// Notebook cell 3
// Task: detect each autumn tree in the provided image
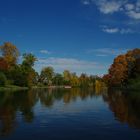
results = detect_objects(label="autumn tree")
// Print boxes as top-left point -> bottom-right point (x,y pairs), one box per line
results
0,42 -> 19,67
70,73 -> 79,87
0,57 -> 8,72
134,58 -> 140,77
109,55 -> 128,86
102,74 -> 112,85
126,49 -> 140,78
9,53 -> 38,87
106,48 -> 140,87
0,42 -> 39,87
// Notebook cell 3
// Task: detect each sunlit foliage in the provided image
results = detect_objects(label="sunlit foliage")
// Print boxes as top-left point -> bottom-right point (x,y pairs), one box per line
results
0,42 -> 19,67
103,48 -> 140,88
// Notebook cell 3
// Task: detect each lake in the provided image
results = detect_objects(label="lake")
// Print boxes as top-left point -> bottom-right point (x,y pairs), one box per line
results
0,88 -> 140,140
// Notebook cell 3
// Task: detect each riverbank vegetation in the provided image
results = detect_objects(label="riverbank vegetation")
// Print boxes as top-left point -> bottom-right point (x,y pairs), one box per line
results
0,42 -> 139,90
0,42 -> 103,89
103,48 -> 140,90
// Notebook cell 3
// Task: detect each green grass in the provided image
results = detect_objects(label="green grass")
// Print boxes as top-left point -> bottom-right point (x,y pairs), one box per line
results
0,85 -> 28,91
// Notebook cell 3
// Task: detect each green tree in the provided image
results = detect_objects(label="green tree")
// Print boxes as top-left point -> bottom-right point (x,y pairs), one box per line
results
52,73 -> 64,85
21,53 -> 37,87
79,73 -> 89,87
40,67 -> 54,85
63,70 -> 71,85
89,75 -> 97,87
22,53 -> 37,67
0,72 -> 7,86
9,65 -> 25,86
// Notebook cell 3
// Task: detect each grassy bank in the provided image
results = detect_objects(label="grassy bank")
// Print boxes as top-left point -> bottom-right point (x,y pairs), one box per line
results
0,85 -> 72,91
0,85 -> 28,91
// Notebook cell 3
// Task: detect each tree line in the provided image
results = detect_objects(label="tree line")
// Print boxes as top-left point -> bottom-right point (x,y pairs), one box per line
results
0,42 -> 139,89
103,48 -> 140,89
0,42 -> 101,88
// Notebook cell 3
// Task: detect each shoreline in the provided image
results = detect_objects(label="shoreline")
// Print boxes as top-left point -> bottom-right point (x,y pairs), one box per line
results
0,85 -> 73,91
0,85 -> 28,91
0,84 -> 139,92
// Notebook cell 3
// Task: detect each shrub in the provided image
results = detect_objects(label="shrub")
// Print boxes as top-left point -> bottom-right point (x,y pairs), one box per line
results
128,76 -> 140,90
0,72 -> 7,86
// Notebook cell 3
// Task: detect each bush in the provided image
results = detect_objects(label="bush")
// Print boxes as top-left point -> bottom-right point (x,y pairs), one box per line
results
128,76 -> 140,90
0,72 -> 7,86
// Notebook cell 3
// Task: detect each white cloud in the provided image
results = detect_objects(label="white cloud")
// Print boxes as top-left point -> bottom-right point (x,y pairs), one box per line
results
87,48 -> 128,56
93,0 -> 125,14
126,10 -> 140,19
102,27 -> 119,33
35,57 -> 104,74
89,0 -> 140,20
136,0 -> 140,10
82,0 -> 90,5
120,28 -> 134,34
102,26 -> 135,34
125,3 -> 135,11
124,1 -> 140,20
40,50 -> 51,54
96,54 -> 108,57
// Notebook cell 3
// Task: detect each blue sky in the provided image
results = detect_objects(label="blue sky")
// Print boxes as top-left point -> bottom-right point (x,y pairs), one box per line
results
0,0 -> 140,75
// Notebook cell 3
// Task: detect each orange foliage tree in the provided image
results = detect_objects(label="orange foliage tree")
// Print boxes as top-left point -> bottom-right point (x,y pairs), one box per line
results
104,48 -> 140,86
0,42 -> 19,67
0,57 -> 9,72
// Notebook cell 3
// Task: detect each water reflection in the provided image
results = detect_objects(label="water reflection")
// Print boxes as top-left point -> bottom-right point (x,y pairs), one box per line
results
0,90 -> 38,136
0,88 -> 140,136
103,89 -> 140,129
37,88 -> 101,106
0,88 -> 99,136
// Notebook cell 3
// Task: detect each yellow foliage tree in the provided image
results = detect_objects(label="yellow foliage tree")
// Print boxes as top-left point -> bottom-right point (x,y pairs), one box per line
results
0,42 -> 19,67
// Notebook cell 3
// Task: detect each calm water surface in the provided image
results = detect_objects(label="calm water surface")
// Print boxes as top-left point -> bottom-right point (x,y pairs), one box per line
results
0,88 -> 140,140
